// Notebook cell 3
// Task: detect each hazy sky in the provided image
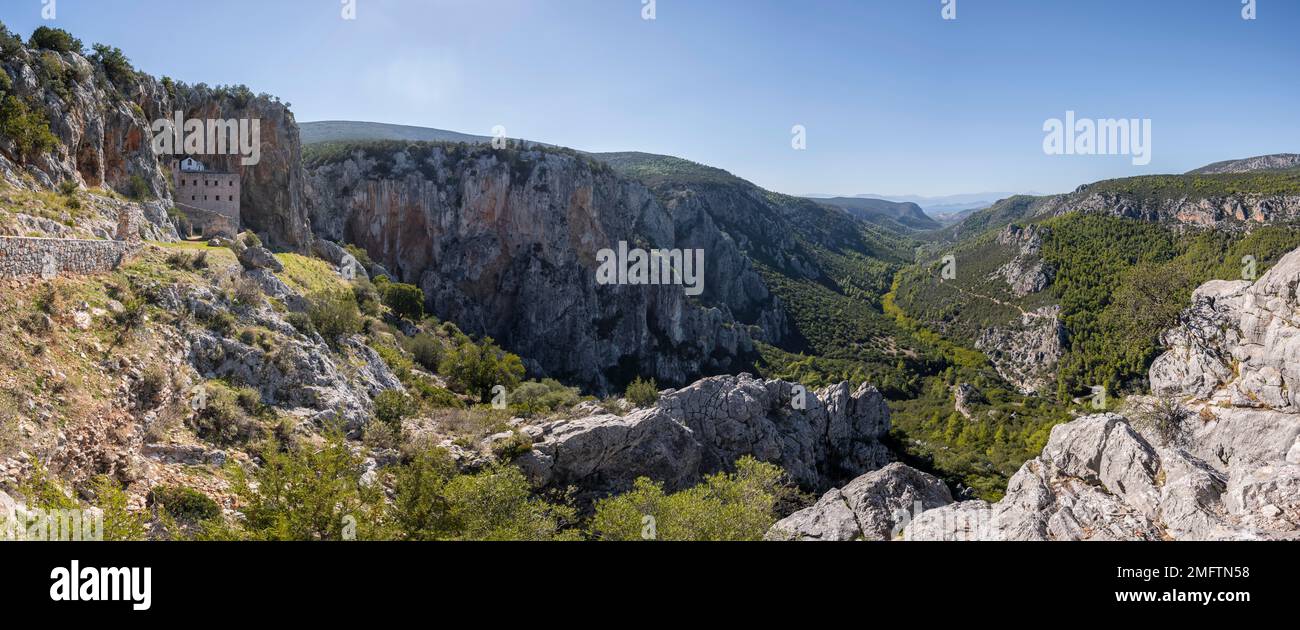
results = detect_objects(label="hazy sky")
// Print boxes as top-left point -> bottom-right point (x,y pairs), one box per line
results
5,0 -> 1298,196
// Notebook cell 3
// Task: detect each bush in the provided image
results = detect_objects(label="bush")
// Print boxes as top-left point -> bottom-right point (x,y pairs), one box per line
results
404,333 -> 443,372
625,377 -> 660,408
382,281 -> 424,320
490,430 -> 533,461
510,379 -> 580,416
232,275 -> 263,306
128,174 -> 151,200
28,26 -> 82,53
204,310 -> 237,336
149,485 -> 220,523
166,250 -> 208,271
373,389 -> 416,431
352,278 -> 382,317
228,431 -> 387,540
438,337 -> 525,402
591,456 -> 785,541
307,289 -> 362,342
392,453 -> 575,541
286,311 -> 315,337
1132,396 -> 1193,448
409,379 -> 464,410
191,382 -> 262,446
90,43 -> 134,86
92,476 -> 148,541
0,95 -> 58,164
135,365 -> 169,408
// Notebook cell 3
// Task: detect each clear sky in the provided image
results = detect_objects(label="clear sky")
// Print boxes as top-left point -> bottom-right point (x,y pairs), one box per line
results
4,0 -> 1298,196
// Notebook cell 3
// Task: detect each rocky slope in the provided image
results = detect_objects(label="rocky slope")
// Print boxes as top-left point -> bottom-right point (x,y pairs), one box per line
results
0,34 -> 309,248
1189,153 -> 1300,175
765,462 -> 952,541
303,143 -> 775,393
514,373 -> 892,500
905,246 -> 1300,540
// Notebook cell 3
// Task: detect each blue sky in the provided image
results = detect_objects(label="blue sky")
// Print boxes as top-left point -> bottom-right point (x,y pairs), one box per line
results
5,0 -> 1298,196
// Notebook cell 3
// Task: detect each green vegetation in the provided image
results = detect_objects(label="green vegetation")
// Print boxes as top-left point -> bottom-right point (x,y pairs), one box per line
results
379,279 -> 424,321
219,431 -> 387,541
0,94 -> 58,164
438,336 -> 525,403
590,456 -> 786,541
307,289 -> 363,342
624,376 -> 659,407
28,26 -> 82,53
148,485 -> 221,523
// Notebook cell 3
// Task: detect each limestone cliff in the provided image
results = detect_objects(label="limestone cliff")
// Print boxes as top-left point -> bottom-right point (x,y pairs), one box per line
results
303,143 -> 783,392
0,36 -> 309,249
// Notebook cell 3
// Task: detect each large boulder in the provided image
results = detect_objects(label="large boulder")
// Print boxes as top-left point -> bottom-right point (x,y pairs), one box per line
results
766,463 -> 953,541
515,374 -> 892,501
237,246 -> 284,272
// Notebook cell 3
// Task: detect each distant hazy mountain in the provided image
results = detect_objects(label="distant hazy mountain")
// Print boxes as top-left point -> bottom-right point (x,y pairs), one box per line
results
300,120 -> 495,145
805,192 -> 1023,223
1187,153 -> 1300,175
809,196 -> 941,233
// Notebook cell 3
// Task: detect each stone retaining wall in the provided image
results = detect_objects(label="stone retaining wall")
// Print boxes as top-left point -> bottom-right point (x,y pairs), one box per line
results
0,237 -> 141,278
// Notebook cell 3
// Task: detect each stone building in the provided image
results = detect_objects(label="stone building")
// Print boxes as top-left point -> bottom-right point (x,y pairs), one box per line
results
173,157 -> 240,238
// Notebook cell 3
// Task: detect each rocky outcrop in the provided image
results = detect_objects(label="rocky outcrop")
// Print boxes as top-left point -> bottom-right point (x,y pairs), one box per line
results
514,374 -> 892,500
910,248 -> 1300,541
765,463 -> 952,541
0,38 -> 309,249
992,224 -> 1053,297
303,144 -> 783,392
975,305 -> 1065,395
182,283 -> 402,431
906,413 -> 1300,540
1188,154 -> 1300,175
1036,189 -> 1300,230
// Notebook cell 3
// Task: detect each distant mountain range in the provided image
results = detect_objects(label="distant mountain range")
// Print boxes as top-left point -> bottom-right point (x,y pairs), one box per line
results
803,192 -> 1026,222
807,197 -> 941,233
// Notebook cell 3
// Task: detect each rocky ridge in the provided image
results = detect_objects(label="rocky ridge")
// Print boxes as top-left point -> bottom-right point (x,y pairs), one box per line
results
514,373 -> 892,501
907,245 -> 1300,540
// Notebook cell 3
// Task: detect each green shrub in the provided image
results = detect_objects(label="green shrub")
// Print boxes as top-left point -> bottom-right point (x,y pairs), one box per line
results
0,95 -> 57,163
490,430 -> 533,461
307,289 -> 362,342
128,174 -> 151,200
191,382 -> 261,446
204,310 -> 237,336
510,379 -> 580,416
403,333 -> 443,372
591,456 -> 785,541
373,389 -> 416,431
625,377 -> 659,408
228,431 -> 387,541
286,311 -> 315,337
409,379 -> 464,410
391,453 -> 575,541
352,278 -> 382,317
438,337 -> 525,402
382,282 -> 424,320
92,476 -> 148,541
90,43 -> 134,86
149,485 -> 221,522
28,26 -> 82,53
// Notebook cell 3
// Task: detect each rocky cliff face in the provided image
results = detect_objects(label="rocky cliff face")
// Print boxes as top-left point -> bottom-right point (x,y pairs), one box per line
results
514,374 -> 892,501
975,305 -> 1065,396
0,39 -> 309,249
303,144 -> 786,392
1036,188 -> 1300,230
908,247 -> 1300,540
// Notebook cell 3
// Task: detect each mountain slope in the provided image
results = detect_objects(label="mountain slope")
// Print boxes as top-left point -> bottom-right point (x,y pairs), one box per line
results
808,196 -> 941,233
1188,153 -> 1300,175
